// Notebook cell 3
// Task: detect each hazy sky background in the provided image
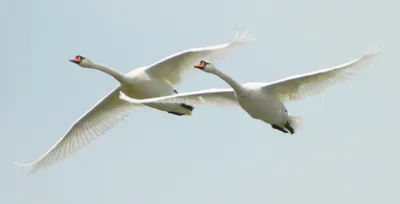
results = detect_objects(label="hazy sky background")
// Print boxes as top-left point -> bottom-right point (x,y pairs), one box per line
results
2,0 -> 399,203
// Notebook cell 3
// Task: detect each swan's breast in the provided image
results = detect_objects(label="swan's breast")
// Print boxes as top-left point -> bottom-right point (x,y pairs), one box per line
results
237,91 -> 286,124
122,75 -> 175,99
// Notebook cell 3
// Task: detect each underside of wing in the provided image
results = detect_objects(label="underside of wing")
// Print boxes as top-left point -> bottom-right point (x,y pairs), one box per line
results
15,86 -> 140,173
144,28 -> 255,87
119,88 -> 238,107
262,48 -> 380,102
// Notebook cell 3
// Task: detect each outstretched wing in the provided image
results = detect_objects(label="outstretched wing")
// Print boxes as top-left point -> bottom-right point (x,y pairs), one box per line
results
119,88 -> 238,107
260,48 -> 380,102
144,29 -> 255,87
15,86 -> 141,174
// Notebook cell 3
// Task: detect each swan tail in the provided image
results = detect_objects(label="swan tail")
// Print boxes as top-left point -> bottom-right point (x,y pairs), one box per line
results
288,115 -> 304,133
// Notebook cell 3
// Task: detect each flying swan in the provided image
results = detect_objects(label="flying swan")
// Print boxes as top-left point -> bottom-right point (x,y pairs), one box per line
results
15,29 -> 255,174
119,48 -> 380,134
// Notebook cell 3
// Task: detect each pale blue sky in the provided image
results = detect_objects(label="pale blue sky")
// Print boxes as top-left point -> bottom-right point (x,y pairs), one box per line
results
2,0 -> 400,203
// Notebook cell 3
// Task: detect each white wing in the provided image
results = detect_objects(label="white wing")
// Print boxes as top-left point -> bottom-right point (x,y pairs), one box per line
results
144,29 -> 255,87
119,88 -> 238,107
261,49 -> 380,102
15,86 -> 140,174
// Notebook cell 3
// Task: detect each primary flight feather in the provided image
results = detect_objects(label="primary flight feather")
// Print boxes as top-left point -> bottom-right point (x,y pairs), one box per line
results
119,48 -> 380,134
15,29 -> 255,174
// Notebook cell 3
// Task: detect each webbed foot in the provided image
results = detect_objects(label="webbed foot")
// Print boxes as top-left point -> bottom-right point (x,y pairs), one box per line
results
271,124 -> 289,134
284,121 -> 295,135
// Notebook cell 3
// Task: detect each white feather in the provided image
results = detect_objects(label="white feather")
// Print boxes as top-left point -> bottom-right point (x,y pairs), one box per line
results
15,29 -> 254,174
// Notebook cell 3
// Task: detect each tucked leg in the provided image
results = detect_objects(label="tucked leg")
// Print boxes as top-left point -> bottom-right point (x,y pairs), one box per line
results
180,103 -> 194,111
271,124 -> 289,134
284,121 -> 295,135
173,89 -> 195,112
167,111 -> 185,116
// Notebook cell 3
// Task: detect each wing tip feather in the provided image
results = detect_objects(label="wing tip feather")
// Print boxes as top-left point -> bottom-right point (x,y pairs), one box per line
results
366,45 -> 381,57
14,161 -> 36,174
233,26 -> 256,43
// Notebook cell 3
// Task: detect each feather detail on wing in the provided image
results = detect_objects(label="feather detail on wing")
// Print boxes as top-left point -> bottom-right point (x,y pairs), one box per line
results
144,28 -> 255,87
119,88 -> 238,107
14,86 -> 140,174
261,48 -> 380,102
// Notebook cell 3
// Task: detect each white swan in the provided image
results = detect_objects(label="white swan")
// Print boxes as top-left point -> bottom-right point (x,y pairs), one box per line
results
119,49 -> 380,134
15,29 -> 255,173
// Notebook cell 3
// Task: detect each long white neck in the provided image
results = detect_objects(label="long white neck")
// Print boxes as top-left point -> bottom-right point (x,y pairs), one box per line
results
89,63 -> 127,84
211,69 -> 245,93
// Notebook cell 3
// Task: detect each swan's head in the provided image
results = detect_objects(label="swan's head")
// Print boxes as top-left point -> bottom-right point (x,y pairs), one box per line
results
69,55 -> 93,68
193,60 -> 215,73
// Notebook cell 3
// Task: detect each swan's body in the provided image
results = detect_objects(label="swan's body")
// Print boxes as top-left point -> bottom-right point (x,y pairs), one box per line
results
15,30 -> 255,173
119,49 -> 380,134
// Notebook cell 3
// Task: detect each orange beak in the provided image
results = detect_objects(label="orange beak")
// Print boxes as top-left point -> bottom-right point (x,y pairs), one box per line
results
69,56 -> 82,64
194,61 -> 205,69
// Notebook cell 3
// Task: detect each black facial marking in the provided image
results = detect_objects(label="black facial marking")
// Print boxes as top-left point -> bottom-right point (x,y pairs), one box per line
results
201,60 -> 209,65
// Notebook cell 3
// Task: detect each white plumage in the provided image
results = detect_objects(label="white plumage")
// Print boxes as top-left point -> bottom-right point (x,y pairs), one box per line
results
120,48 -> 380,134
15,29 -> 255,174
